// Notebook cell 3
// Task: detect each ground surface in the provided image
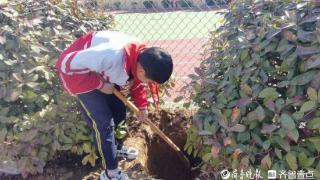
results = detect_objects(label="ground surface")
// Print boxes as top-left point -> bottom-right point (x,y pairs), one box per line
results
114,10 -> 223,41
1,110 -> 200,180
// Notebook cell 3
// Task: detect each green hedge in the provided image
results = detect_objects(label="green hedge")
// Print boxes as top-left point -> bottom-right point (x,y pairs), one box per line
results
185,0 -> 320,178
0,0 -> 113,177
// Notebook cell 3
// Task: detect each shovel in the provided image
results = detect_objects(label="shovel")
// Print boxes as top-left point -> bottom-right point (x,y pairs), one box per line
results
112,87 -> 190,168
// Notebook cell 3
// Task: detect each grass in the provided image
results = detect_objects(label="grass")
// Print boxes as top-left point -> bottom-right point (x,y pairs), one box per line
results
114,10 -> 224,41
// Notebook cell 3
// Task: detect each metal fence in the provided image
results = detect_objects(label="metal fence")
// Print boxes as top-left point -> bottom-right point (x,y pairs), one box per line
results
77,0 -> 229,105
2,0 -> 230,106
4,0 -> 229,104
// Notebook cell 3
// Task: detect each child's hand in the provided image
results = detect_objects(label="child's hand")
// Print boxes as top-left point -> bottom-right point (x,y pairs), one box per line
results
137,109 -> 148,122
99,83 -> 114,94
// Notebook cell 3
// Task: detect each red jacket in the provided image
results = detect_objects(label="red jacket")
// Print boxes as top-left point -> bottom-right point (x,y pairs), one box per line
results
55,31 -> 158,110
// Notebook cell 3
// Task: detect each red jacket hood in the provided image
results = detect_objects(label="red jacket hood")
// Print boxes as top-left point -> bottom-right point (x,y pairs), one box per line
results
124,43 -> 160,109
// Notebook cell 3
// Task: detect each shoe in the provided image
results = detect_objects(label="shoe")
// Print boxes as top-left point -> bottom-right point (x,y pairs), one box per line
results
100,170 -> 129,180
117,146 -> 139,160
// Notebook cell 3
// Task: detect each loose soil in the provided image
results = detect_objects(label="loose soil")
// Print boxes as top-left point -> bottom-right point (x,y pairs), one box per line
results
1,110 -> 200,180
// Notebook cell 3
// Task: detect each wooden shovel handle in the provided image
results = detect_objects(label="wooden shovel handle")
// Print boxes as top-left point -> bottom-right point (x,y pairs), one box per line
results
112,87 -> 140,114
112,87 -> 190,168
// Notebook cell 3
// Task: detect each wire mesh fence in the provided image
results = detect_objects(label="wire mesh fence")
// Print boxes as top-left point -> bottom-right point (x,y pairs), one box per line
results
77,0 -> 230,105
3,0 -> 230,105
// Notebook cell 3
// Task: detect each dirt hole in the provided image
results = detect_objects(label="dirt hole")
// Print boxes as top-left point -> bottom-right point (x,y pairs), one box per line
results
146,136 -> 193,180
124,110 -> 200,180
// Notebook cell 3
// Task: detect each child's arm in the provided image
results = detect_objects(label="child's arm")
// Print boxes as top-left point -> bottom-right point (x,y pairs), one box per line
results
99,83 -> 114,94
130,80 -> 148,111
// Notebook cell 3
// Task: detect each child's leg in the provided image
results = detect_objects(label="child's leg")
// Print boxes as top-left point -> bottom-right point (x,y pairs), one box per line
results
107,95 -> 126,127
77,90 -> 117,170
77,102 -> 99,147
105,92 -> 126,150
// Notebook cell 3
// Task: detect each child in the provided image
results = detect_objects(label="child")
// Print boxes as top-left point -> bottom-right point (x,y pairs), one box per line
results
55,31 -> 173,180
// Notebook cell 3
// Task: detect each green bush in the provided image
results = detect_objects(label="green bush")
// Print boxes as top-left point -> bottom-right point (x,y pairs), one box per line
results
143,1 -> 155,9
185,0 -> 320,178
0,0 -> 113,177
161,0 -> 172,9
178,0 -> 193,8
114,2 -> 121,10
205,0 -> 228,6
131,2 -> 138,9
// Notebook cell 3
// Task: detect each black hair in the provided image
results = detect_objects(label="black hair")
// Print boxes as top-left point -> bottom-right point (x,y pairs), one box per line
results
138,47 -> 173,84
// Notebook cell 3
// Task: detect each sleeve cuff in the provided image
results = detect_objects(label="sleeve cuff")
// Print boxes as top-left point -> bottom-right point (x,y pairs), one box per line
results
138,106 -> 147,111
96,80 -> 104,89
